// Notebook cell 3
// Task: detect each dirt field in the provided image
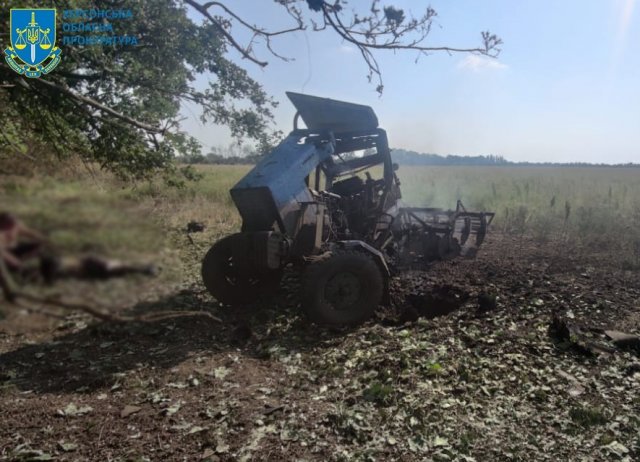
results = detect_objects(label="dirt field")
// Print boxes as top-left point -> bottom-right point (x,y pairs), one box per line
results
1,166 -> 638,461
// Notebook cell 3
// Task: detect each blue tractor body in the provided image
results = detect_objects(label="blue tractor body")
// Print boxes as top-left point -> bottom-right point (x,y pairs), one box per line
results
231,133 -> 333,236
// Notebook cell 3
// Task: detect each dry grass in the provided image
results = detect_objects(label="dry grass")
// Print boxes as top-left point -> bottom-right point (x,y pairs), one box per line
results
398,166 -> 640,266
1,164 -> 638,269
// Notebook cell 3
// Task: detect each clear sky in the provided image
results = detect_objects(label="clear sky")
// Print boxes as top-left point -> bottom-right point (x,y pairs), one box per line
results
181,0 -> 640,164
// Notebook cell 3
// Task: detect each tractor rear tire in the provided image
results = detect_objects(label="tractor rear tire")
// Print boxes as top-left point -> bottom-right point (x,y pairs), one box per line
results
301,251 -> 384,326
202,236 -> 282,305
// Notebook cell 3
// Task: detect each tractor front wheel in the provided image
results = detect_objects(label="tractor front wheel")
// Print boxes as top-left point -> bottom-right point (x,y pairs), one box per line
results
301,251 -> 384,326
201,236 -> 282,305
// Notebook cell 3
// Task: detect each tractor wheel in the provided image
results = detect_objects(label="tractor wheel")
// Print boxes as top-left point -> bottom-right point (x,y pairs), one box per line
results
201,236 -> 282,305
301,251 -> 384,326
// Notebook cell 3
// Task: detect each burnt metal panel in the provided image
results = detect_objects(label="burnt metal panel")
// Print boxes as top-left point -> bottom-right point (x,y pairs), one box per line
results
286,92 -> 378,133
230,133 -> 334,235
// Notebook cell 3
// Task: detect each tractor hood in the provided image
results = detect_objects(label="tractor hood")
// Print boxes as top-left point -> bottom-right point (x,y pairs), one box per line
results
286,92 -> 379,133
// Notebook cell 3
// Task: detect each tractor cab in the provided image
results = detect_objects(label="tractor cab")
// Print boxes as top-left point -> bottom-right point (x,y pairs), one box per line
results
287,92 -> 401,245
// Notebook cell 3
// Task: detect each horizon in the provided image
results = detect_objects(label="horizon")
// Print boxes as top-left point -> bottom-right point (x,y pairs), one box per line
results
188,145 -> 640,167
389,149 -> 640,166
180,1 -> 640,165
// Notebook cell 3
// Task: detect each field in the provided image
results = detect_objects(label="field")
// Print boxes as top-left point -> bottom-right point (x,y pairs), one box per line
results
1,165 -> 639,461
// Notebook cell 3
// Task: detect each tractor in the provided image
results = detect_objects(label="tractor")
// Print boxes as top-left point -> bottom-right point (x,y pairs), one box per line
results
202,92 -> 494,326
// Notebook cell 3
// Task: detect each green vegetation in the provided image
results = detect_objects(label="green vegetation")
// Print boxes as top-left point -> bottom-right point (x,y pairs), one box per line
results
569,406 -> 608,428
0,1 -> 498,179
3,165 -> 638,268
0,0 -> 279,179
0,164 -> 249,256
392,149 -> 639,167
398,166 -> 640,264
362,381 -> 394,405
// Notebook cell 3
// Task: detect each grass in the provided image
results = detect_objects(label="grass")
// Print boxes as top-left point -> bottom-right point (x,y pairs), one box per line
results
399,166 -> 639,234
569,405 -> 608,428
362,381 -> 394,405
398,166 -> 640,265
1,164 -> 638,270
1,174 -> 162,258
0,165 -> 250,257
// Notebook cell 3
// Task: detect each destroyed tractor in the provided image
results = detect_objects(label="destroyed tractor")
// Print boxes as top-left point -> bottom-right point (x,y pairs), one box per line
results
202,93 -> 494,326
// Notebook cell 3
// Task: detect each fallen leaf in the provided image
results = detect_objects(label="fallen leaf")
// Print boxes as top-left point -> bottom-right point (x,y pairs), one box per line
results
121,405 -> 142,418
201,448 -> 215,459
188,425 -> 207,434
162,401 -> 182,416
602,441 -> 629,457
213,367 -> 230,379
57,403 -> 93,417
433,436 -> 449,447
215,443 -> 229,454
57,441 -> 78,452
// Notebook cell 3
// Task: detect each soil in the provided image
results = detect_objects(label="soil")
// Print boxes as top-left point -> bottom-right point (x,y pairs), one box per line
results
1,233 -> 638,461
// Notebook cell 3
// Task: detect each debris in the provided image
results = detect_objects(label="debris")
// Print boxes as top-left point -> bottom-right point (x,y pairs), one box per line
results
263,405 -> 285,416
601,441 -> 629,458
187,221 -> 206,233
57,403 -> 93,417
548,313 -> 614,356
201,448 -> 218,460
120,405 -> 142,418
215,443 -> 229,454
162,401 -> 182,416
57,441 -> 78,452
13,291 -> 222,324
557,370 -> 585,396
10,446 -> 54,461
212,367 -> 230,379
604,330 -> 640,351
433,436 -> 450,447
477,291 -> 498,313
406,285 -> 470,319
188,425 -> 207,434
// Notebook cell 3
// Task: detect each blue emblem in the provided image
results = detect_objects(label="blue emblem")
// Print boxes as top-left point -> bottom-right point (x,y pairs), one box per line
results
4,9 -> 62,78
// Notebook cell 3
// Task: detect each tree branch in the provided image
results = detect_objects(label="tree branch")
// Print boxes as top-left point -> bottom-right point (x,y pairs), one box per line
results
184,0 -> 269,67
185,1 -> 501,95
34,78 -> 163,133
318,1 -> 501,94
184,0 -> 306,66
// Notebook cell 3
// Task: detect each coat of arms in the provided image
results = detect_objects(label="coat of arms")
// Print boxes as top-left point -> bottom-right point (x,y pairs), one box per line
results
4,9 -> 62,78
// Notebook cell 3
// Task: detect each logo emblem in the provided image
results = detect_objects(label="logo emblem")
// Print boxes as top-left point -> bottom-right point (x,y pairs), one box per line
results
4,9 -> 62,78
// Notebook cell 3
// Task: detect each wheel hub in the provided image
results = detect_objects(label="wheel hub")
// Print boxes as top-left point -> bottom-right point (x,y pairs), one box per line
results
324,271 -> 361,310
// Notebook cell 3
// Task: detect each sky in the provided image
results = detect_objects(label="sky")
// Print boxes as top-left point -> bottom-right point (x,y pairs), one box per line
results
180,0 -> 640,164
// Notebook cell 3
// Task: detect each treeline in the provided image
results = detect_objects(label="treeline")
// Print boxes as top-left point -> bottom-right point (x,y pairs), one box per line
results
181,144 -> 261,165
392,150 -> 508,166
182,152 -> 261,165
391,149 -> 640,167
180,145 -> 639,167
